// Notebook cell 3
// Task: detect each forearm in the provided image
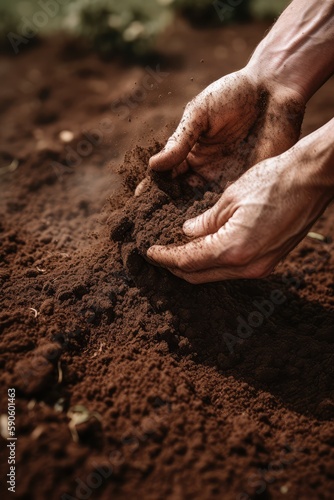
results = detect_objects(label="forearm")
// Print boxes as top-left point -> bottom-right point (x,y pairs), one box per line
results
247,0 -> 334,102
297,118 -> 334,193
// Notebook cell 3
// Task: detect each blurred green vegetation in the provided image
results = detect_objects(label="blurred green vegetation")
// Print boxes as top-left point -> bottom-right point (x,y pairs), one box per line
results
174,0 -> 251,26
0,0 -> 289,55
61,0 -> 173,57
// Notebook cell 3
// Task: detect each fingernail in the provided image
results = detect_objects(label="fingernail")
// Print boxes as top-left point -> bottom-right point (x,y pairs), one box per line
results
183,220 -> 195,235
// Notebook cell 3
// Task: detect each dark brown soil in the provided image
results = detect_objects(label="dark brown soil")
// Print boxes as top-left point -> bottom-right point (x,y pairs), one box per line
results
1,19 -> 334,500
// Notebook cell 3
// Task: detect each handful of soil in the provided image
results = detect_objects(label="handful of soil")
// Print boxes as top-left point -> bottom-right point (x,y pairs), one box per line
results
108,144 -> 220,272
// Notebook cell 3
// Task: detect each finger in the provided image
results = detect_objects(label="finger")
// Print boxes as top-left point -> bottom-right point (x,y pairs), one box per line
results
168,254 -> 274,283
168,265 -> 247,284
173,226 -> 305,284
183,192 -> 234,238
171,159 -> 189,178
147,232 -> 223,272
149,99 -> 205,172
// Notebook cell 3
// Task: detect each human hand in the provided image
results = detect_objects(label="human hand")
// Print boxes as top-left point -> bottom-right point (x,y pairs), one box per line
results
149,68 -> 305,188
147,130 -> 334,283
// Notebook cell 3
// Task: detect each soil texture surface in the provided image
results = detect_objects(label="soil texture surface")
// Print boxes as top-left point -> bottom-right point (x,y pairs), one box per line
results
1,20 -> 334,500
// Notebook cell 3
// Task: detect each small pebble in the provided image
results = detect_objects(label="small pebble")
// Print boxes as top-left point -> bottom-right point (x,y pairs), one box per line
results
59,130 -> 74,143
135,178 -> 150,197
307,231 -> 327,242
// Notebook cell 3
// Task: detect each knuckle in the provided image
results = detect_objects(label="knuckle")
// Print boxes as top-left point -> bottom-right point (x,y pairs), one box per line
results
200,212 -> 213,232
184,100 -> 193,111
183,100 -> 195,117
223,182 -> 238,198
222,185 -> 234,200
167,133 -> 178,145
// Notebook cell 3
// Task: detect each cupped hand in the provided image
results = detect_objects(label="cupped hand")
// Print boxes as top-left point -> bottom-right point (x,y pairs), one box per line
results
149,68 -> 305,188
147,140 -> 333,283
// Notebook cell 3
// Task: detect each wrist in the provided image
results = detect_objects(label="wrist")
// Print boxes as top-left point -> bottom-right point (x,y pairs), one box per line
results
245,56 -> 307,107
244,61 -> 306,108
295,119 -> 334,196
242,64 -> 306,136
245,0 -> 334,104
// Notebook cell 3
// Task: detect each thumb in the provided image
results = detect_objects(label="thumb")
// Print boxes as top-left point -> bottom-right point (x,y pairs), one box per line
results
183,194 -> 234,238
149,99 -> 204,172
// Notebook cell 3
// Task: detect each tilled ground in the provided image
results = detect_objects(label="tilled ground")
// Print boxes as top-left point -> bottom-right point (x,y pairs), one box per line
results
1,20 -> 334,500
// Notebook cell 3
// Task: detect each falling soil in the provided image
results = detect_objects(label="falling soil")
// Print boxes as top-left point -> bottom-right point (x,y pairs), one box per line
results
1,20 -> 334,500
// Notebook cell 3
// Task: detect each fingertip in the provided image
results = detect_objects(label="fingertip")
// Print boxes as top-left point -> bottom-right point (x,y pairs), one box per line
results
183,215 -> 208,238
147,245 -> 162,259
148,154 -> 161,171
146,245 -> 155,257
143,247 -> 159,268
183,219 -> 195,236
149,135 -> 175,171
149,151 -> 175,172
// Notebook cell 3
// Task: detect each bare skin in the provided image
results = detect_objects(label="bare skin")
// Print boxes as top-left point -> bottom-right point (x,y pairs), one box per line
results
148,120 -> 334,283
149,70 -> 305,188
147,0 -> 334,283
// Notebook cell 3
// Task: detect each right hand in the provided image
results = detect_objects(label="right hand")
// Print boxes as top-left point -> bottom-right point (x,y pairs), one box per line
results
148,135 -> 334,283
149,68 -> 305,189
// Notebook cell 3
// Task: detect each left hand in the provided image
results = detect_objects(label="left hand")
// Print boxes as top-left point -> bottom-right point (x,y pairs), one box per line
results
148,69 -> 305,188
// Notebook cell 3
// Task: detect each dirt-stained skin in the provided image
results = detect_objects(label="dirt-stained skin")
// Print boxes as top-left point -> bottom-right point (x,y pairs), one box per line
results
149,71 -> 305,189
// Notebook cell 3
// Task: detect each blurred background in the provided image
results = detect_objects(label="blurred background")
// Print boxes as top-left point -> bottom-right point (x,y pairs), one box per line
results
0,0 -> 289,57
